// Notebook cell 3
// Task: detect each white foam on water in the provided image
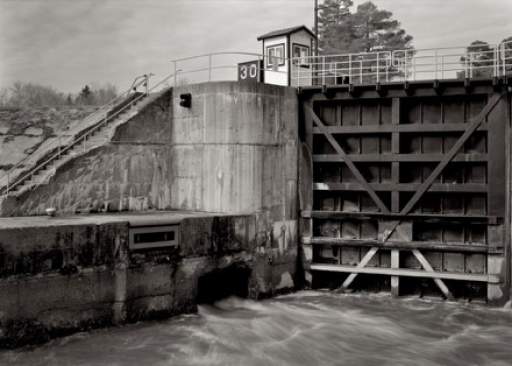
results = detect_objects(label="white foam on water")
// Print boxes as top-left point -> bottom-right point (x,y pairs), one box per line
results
3,291 -> 512,366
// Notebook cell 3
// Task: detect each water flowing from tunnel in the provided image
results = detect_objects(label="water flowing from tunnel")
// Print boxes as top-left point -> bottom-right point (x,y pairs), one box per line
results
3,291 -> 512,366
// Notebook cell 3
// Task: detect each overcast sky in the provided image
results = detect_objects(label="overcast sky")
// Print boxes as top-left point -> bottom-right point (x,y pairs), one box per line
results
1,0 -> 511,93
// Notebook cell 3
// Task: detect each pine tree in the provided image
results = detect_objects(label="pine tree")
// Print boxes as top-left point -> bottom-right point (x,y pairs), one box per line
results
318,0 -> 353,54
78,85 -> 94,105
317,1 -> 414,83
318,1 -> 413,55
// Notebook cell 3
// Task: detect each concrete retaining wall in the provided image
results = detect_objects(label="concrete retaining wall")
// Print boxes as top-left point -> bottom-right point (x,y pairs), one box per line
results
0,212 -> 297,348
2,82 -> 298,222
0,81 -> 301,347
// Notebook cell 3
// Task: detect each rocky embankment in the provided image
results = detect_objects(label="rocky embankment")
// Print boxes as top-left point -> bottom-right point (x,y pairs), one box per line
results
0,106 -> 97,176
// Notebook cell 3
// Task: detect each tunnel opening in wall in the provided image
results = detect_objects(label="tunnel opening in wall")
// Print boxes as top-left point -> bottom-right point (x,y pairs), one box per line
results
196,263 -> 252,304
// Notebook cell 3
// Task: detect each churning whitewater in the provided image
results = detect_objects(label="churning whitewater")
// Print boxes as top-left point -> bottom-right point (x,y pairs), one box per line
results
3,291 -> 512,366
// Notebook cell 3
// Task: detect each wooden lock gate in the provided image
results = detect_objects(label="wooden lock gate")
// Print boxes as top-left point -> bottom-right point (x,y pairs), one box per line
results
299,79 -> 512,303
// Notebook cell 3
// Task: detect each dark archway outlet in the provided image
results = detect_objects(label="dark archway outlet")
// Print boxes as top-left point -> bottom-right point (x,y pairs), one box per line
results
196,264 -> 251,304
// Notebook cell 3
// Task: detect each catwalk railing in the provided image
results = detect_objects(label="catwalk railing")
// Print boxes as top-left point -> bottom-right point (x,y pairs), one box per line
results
167,42 -> 511,87
293,40 -> 512,86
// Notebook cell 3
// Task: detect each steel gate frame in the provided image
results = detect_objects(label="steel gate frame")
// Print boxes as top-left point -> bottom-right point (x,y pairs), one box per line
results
300,80 -> 511,302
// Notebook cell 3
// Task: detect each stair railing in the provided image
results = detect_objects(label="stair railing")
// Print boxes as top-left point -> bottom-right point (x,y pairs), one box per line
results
0,74 -> 153,195
1,71 -> 182,196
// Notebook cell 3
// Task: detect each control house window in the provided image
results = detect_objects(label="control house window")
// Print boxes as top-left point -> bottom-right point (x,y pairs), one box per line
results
293,44 -> 310,67
266,44 -> 285,68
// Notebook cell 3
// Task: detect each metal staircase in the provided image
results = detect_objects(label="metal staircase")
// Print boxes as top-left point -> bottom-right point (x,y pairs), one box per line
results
0,72 -> 174,197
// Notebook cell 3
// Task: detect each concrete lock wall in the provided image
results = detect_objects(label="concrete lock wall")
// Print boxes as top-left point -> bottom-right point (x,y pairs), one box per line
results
0,81 -> 301,347
2,81 -> 298,221
0,212 -> 298,348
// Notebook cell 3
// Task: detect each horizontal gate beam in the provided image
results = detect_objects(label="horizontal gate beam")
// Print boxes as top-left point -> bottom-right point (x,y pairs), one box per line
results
312,123 -> 489,134
307,106 -> 390,214
310,264 -> 500,283
313,182 -> 487,193
313,153 -> 488,163
302,210 -> 497,223
303,237 -> 500,253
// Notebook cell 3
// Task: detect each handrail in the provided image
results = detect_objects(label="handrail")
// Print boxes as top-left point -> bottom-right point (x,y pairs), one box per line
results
0,73 -> 156,195
171,51 -> 291,85
171,51 -> 263,63
293,40 -> 512,86
0,74 -> 151,191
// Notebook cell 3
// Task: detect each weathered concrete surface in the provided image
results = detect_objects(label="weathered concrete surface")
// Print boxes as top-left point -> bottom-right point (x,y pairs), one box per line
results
1,82 -> 298,221
0,82 -> 301,347
0,211 -> 298,348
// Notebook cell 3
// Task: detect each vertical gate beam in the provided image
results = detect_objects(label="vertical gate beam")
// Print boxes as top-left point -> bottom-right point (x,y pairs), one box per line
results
391,98 -> 400,213
341,247 -> 379,289
307,106 -> 390,214
382,92 -> 505,242
412,249 -> 454,300
391,249 -> 400,296
302,101 -> 315,287
487,96 -> 507,250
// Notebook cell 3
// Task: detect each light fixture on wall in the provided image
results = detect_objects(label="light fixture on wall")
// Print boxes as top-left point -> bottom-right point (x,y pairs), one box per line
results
179,93 -> 192,108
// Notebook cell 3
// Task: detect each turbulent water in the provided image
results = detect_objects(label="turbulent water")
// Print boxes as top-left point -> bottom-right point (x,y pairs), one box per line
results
3,291 -> 512,366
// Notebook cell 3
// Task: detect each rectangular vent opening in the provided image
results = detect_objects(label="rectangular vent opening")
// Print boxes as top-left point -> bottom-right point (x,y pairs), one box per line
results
129,225 -> 179,250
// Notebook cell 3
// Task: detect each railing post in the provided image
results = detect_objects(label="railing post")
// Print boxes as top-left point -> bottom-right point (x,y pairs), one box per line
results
469,52 -> 473,78
322,56 -> 326,85
500,43 -> 506,76
434,49 -> 438,80
333,61 -> 337,85
412,56 -> 416,81
376,53 -> 380,83
442,55 -> 445,79
348,54 -> 352,82
403,51 -> 408,82
359,59 -> 363,84
295,57 -> 300,87
494,46 -> 498,78
208,54 -> 212,81
385,53 -> 390,82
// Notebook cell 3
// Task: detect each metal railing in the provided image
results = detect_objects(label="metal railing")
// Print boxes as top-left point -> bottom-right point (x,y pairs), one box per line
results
170,51 -> 288,85
0,73 -> 174,196
293,40 -> 512,86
